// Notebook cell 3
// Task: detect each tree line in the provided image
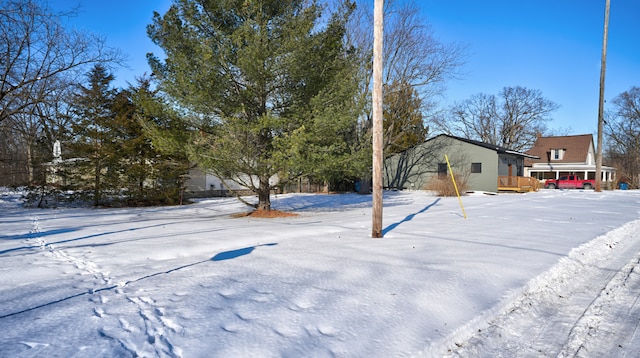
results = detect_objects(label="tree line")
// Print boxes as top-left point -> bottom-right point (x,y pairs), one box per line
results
1,0 -> 637,209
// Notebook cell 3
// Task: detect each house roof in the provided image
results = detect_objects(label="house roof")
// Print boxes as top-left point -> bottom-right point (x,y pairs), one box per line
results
525,134 -> 593,164
434,134 -> 539,159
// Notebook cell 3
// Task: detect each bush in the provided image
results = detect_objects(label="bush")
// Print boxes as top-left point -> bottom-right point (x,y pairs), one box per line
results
22,186 -> 92,208
425,173 -> 469,197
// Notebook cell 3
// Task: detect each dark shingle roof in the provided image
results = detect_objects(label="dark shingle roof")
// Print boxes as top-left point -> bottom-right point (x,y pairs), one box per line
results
525,134 -> 593,164
438,134 -> 539,159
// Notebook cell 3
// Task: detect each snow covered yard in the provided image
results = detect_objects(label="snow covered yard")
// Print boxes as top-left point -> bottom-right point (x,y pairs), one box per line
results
1,188 -> 639,357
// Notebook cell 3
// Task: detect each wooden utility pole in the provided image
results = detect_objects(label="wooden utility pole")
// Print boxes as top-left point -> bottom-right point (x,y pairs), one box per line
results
372,0 -> 384,238
596,0 -> 610,192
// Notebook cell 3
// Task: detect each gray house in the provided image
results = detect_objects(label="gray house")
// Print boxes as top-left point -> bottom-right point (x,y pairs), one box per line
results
384,134 -> 539,193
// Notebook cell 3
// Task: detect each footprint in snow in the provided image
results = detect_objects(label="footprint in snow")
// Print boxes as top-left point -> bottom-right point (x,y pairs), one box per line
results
20,341 -> 49,349
218,288 -> 236,299
289,298 -> 314,311
305,324 -> 340,337
94,307 -> 105,318
221,322 -> 242,333
118,318 -> 135,333
160,316 -> 184,334
273,324 -> 301,338
317,324 -> 340,337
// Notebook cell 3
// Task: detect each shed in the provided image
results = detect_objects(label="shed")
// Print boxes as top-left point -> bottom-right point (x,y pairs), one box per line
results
384,134 -> 538,193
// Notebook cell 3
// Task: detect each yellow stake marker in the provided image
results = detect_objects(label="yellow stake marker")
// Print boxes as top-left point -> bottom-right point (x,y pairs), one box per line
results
445,154 -> 467,219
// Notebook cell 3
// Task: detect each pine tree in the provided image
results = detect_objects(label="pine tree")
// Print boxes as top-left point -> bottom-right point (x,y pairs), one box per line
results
147,0 -> 362,210
131,77 -> 191,205
68,68 -> 190,206
69,64 -> 117,206
383,80 -> 428,155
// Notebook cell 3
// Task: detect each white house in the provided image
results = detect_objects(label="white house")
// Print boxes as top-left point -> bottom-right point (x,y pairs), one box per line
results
524,134 -> 615,184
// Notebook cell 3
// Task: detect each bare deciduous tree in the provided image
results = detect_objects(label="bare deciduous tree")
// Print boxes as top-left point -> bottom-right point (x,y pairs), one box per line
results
0,118 -> 29,185
347,0 -> 467,152
0,0 -> 121,124
605,86 -> 640,188
448,93 -> 498,146
0,0 -> 122,186
440,86 -> 559,152
381,1 -> 465,106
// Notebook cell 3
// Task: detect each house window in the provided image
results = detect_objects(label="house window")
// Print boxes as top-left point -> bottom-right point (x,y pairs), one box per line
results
552,149 -> 564,160
471,162 -> 482,173
438,163 -> 448,179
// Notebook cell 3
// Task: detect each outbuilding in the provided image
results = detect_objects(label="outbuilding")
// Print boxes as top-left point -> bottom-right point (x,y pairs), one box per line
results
384,134 -> 539,193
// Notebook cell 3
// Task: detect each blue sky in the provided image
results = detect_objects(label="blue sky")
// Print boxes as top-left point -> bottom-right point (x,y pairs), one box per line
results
48,0 -> 173,85
419,0 -> 640,135
49,0 -> 639,136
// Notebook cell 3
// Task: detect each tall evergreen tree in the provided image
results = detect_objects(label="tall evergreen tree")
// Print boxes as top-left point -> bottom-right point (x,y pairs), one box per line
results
69,64 -> 117,206
383,80 -> 427,155
147,0 -> 362,211
67,68 -> 190,206
130,77 -> 191,205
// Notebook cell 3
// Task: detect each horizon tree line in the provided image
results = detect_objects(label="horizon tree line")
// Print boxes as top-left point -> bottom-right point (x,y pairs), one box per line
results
1,0 -> 636,208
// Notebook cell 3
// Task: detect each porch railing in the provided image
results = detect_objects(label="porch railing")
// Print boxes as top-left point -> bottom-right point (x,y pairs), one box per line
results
497,176 -> 539,192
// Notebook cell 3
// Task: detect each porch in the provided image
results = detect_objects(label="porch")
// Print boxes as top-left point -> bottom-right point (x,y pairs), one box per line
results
526,164 -> 616,183
498,176 -> 539,193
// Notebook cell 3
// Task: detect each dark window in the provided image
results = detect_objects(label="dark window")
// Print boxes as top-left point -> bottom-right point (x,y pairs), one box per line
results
471,162 -> 482,173
438,163 -> 448,178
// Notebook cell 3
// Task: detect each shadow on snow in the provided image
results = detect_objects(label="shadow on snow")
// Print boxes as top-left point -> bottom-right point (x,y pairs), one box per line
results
0,243 -> 278,319
383,198 -> 441,236
212,243 -> 278,261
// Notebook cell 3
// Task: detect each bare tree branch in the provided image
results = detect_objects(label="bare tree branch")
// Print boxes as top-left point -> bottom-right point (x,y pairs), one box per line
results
605,86 -> 640,188
0,0 -> 123,123
440,86 -> 559,151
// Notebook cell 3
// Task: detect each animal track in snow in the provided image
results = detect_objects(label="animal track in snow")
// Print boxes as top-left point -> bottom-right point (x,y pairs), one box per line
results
25,216 -> 113,287
20,341 -> 49,349
218,288 -> 236,299
305,324 -> 340,337
130,295 -> 184,355
96,292 -> 184,357
23,215 -> 185,356
94,307 -> 105,318
317,324 -> 340,337
273,324 -> 301,338
118,317 -> 135,333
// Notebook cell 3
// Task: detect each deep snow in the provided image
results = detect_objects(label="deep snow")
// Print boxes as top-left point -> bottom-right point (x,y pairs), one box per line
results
1,188 -> 639,357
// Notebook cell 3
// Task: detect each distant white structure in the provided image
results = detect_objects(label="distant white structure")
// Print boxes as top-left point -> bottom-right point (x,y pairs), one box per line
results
53,140 -> 62,164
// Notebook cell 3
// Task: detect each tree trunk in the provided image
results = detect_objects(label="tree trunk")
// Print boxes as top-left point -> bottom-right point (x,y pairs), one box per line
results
94,159 -> 101,207
26,142 -> 34,184
256,175 -> 271,211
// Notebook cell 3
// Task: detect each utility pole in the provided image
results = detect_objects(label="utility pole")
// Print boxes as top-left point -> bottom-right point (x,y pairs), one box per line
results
596,0 -> 610,192
372,0 -> 384,238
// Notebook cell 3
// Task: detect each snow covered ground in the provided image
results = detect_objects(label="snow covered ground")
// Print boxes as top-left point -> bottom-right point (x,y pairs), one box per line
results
1,188 -> 639,357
